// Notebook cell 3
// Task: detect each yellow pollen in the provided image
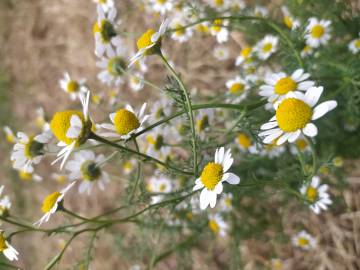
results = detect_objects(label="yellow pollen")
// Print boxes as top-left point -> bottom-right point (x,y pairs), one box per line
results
284,16 -> 293,29
306,186 -> 318,202
66,81 -> 80,93
19,171 -> 32,181
262,42 -> 273,53
200,163 -> 223,190
229,83 -> 245,94
211,19 -> 222,32
209,220 -> 220,234
113,109 -> 140,135
240,47 -> 252,58
276,98 -> 312,132
41,191 -> 61,213
298,237 -> 309,247
311,25 -> 325,38
354,39 -> 360,48
295,139 -> 308,151
0,233 -> 7,252
237,133 -> 251,149
137,29 -> 156,50
50,111 -> 84,145
214,0 -> 224,6
274,77 -> 297,95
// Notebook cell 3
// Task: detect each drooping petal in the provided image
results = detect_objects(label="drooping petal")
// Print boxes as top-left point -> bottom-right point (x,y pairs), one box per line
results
303,123 -> 318,137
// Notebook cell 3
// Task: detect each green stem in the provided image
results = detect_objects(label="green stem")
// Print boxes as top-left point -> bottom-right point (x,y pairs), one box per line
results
129,138 -> 141,203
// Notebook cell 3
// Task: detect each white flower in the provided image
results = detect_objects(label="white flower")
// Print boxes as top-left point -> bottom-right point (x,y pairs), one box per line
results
147,174 -> 172,204
235,47 -> 253,66
218,193 -> 233,212
305,18 -> 331,48
260,69 -> 315,103
150,98 -> 172,121
99,103 -> 149,140
213,46 -> 229,61
300,176 -> 332,214
226,76 -> 250,102
128,73 -> 145,92
145,127 -> 171,160
18,170 -> 43,182
93,6 -> 121,57
254,5 -> 268,17
210,19 -> 229,43
3,126 -> 16,144
207,0 -> 231,10
122,159 -> 136,175
0,231 -> 19,261
34,182 -> 76,227
35,107 -> 49,131
65,150 -> 110,195
235,133 -> 258,154
193,147 -> 240,210
348,33 -> 360,54
259,87 -> 337,145
301,45 -> 314,58
255,35 -> 279,60
149,0 -> 173,15
11,130 -> 52,173
281,6 -> 300,30
0,186 -> 11,216
195,109 -> 214,139
292,230 -> 317,250
258,141 -> 286,159
129,19 -> 170,67
171,19 -> 193,43
59,72 -> 86,100
93,0 -> 114,13
208,213 -> 228,237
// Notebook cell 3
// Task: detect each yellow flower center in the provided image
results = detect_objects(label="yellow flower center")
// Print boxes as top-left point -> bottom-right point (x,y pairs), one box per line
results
146,134 -> 164,150
113,109 -> 140,135
295,139 -> 308,151
333,156 -> 343,167
274,77 -> 297,95
298,237 -> 309,247
240,47 -> 252,58
159,183 -> 166,192
156,0 -> 166,3
6,134 -> 15,143
311,25 -> 325,38
272,259 -> 284,270
303,45 -> 311,53
19,171 -> 32,181
211,19 -> 222,32
196,24 -> 209,33
174,23 -> 185,36
137,29 -> 156,50
81,161 -> 101,181
24,137 -> 45,159
276,98 -> 312,132
229,83 -> 245,94
237,133 -> 251,149
284,16 -> 293,29
96,0 -> 107,3
41,191 -> 61,213
224,198 -> 232,207
123,160 -> 133,171
354,39 -> 360,48
93,19 -> 116,43
209,219 -> 220,234
200,162 -> 223,190
196,115 -> 209,132
262,42 -> 273,53
50,111 -> 85,145
214,0 -> 224,6
66,81 -> 80,93
107,57 -> 126,76
0,233 -> 7,251
306,186 -> 318,202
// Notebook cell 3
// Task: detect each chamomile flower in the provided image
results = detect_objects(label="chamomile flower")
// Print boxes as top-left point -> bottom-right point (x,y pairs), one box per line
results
195,109 -> 214,139
35,107 -> 49,131
128,73 -> 145,92
348,34 -> 360,54
207,0 -> 230,10
255,35 -> 278,60
94,0 -> 114,13
99,103 -> 149,140
0,186 -> 11,217
18,170 -> 43,182
150,98 -> 172,121
34,182 -> 76,227
305,18 -> 331,48
50,90 -> 92,169
122,159 -> 136,175
271,258 -> 284,270
149,0 -> 173,15
208,213 -> 228,237
147,174 -> 172,204
11,130 -> 52,173
59,72 -> 86,100
193,147 -> 240,210
301,45 -> 314,58
281,7 -> 300,30
145,128 -> 171,160
171,19 -> 193,43
65,150 -> 110,195
292,230 -> 317,250
129,19 -> 170,67
258,140 -> 286,159
51,173 -> 68,184
290,136 -> 311,154
300,176 -> 332,214
259,69 -> 315,103
259,87 -> 337,145
93,6 -> 121,57
235,133 -> 258,154
0,231 -> 19,261
254,5 -> 268,17
213,46 -> 229,61
3,126 -> 16,144
218,193 -> 233,212
210,19 -> 229,43
235,47 -> 253,66
226,76 -> 249,102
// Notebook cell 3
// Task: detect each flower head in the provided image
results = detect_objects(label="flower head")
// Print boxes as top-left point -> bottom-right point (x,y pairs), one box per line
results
208,213 -> 228,237
281,7 -> 300,30
292,230 -> 317,250
305,18 -> 331,48
255,35 -> 278,60
348,33 -> 360,54
59,72 -> 86,100
210,19 -> 229,43
147,174 -> 172,204
226,76 -> 249,102
193,147 -> 240,210
149,0 -> 173,15
0,231 -> 19,261
3,126 -> 16,144
235,47 -> 253,66
94,0 -> 114,13
0,186 -> 11,217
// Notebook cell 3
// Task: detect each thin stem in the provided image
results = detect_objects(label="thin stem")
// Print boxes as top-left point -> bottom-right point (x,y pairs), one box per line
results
129,138 -> 141,203
305,137 -> 317,180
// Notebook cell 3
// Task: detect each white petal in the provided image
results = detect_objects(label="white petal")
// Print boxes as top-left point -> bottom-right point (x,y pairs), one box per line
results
312,101 -> 337,120
304,86 -> 323,107
223,173 -> 240,185
209,191 -> 217,208
199,189 -> 210,210
288,130 -> 301,143
303,123 -> 318,137
260,121 -> 278,130
263,130 -> 283,144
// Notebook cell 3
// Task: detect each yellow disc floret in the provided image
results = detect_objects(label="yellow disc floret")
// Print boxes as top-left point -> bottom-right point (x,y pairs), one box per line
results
306,186 -> 318,202
274,77 -> 297,95
0,233 -> 7,251
355,39 -> 360,49
276,98 -> 312,132
41,191 -> 61,213
200,162 -> 223,190
209,219 -> 220,234
311,25 -> 325,38
262,42 -> 273,53
237,133 -> 251,149
211,19 -> 222,32
240,47 -> 252,58
229,83 -> 245,94
50,111 -> 84,145
66,81 -> 80,93
113,109 -> 140,135
137,29 -> 156,50
214,0 -> 224,6
298,237 -> 309,247
284,16 -> 293,29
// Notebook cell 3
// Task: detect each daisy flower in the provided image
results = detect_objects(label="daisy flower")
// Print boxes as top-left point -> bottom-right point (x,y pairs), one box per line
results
208,213 -> 228,237
235,47 -> 253,66
99,103 -> 149,140
93,0 -> 114,13
0,231 -> 19,261
213,46 -> 229,61
171,19 -> 193,43
300,176 -> 332,214
3,126 -> 16,144
259,86 -> 337,145
210,19 -> 229,43
0,186 -> 11,217
255,35 -> 278,60
226,76 -> 249,102
129,19 -> 170,67
348,34 -> 360,54
254,5 -> 268,17
281,6 -> 300,30
18,170 -> 43,182
11,130 -> 52,173
65,150 -> 110,195
122,159 -> 136,175
128,73 -> 145,92
301,45 -> 314,58
150,98 -> 172,121
305,18 -> 331,48
258,140 -> 285,159
207,0 -> 230,10
50,90 -> 92,169
145,127 -> 171,161
290,136 -> 311,154
147,174 -> 172,204
292,230 -> 317,250
193,147 -> 240,210
93,6 -> 121,57
59,72 -> 86,100
218,193 -> 233,212
34,182 -> 76,227
259,69 -> 315,103
149,0 -> 173,15
235,133 -> 258,154
271,258 -> 284,270
195,109 -> 214,139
